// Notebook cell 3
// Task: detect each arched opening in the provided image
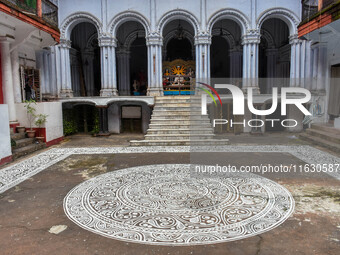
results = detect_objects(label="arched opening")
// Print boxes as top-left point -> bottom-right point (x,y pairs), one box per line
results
166,37 -> 192,61
62,103 -> 99,136
116,21 -> 147,96
211,36 -> 229,78
259,18 -> 290,94
259,18 -> 290,132
210,19 -> 242,80
162,19 -> 195,95
70,22 -> 101,97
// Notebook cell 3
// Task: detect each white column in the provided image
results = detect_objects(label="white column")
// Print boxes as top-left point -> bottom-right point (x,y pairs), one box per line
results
316,42 -> 327,92
305,40 -> 312,90
289,34 -> 301,87
44,50 -> 51,95
0,37 -> 17,122
99,36 -> 118,97
59,39 -> 73,97
11,49 -> 22,103
195,34 -> 211,82
117,49 -> 131,96
242,33 -> 260,92
146,34 -> 163,96
36,50 -> 46,94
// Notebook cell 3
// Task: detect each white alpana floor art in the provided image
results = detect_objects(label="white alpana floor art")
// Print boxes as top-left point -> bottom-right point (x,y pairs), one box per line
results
0,145 -> 339,245
64,164 -> 294,245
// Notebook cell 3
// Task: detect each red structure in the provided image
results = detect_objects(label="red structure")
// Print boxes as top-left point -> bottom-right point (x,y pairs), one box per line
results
299,0 -> 340,37
0,49 -> 3,104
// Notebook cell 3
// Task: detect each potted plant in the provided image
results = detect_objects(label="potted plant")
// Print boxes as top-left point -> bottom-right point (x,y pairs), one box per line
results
16,126 -> 26,133
34,113 -> 48,143
24,99 -> 37,138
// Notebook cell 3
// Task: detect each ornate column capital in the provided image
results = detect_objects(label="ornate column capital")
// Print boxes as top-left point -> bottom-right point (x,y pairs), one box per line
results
98,36 -> 117,47
289,34 -> 300,45
146,33 -> 163,46
59,38 -> 72,49
242,31 -> 261,45
194,33 -> 211,45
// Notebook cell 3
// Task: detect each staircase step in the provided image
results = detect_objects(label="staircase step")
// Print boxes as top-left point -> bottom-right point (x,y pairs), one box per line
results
144,134 -> 215,140
310,123 -> 340,135
131,95 -> 221,146
155,96 -> 196,100
14,138 -> 34,148
147,129 -> 214,135
306,129 -> 340,144
150,119 -> 211,124
154,103 -> 201,107
10,132 -> 26,141
299,133 -> 340,154
130,139 -> 229,146
151,115 -> 208,120
149,124 -> 212,129
12,143 -> 46,160
152,110 -> 201,115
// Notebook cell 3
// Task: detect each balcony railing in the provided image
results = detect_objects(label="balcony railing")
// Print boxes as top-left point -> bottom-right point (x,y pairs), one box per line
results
41,0 -> 58,27
322,0 -> 337,9
302,0 -> 319,21
302,0 -> 338,21
1,0 -> 58,27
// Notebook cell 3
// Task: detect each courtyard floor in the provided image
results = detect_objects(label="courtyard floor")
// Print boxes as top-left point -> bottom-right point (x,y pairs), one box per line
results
0,133 -> 339,255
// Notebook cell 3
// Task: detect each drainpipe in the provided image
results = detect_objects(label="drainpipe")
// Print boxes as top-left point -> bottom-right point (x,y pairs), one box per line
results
37,0 -> 42,18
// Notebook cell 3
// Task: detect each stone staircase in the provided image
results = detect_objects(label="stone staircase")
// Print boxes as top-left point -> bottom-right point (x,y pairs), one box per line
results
11,132 -> 46,160
299,123 -> 340,154
130,96 -> 229,146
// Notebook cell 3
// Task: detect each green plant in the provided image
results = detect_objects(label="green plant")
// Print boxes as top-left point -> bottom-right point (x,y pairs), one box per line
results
63,119 -> 78,136
11,138 -> 16,147
63,108 -> 78,136
24,99 -> 37,130
35,114 -> 48,137
91,110 -> 100,135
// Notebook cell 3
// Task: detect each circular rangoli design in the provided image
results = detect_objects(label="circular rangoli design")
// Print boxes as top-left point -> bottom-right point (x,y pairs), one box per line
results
63,164 -> 294,245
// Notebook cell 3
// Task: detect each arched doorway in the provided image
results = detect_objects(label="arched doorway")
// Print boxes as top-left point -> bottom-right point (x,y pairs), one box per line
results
116,21 -> 147,96
70,22 -> 101,97
210,19 -> 242,81
259,18 -> 290,94
259,18 -> 290,131
162,19 -> 195,95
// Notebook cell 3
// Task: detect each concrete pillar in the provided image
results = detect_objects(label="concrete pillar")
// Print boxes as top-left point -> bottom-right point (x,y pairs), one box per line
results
316,42 -> 327,92
141,104 -> 151,134
0,37 -> 17,122
98,107 -> 109,134
146,34 -> 163,96
242,32 -> 260,93
195,34 -> 211,82
117,49 -> 131,96
10,49 -> 22,103
99,36 -> 118,97
44,51 -> 51,95
108,103 -> 121,134
59,39 -> 73,97
289,34 -> 304,87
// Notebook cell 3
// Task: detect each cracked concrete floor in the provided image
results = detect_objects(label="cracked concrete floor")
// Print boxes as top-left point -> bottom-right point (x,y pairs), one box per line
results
0,152 -> 339,255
